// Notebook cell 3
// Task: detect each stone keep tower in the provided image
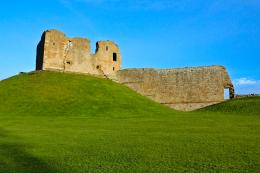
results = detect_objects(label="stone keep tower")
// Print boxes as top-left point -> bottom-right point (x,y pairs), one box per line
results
36,29 -> 122,77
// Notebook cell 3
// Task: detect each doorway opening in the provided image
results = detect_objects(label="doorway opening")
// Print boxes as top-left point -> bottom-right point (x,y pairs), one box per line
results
224,88 -> 230,100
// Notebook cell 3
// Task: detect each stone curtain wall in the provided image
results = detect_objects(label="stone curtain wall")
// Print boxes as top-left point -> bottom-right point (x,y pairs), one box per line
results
36,30 -> 122,76
116,66 -> 234,111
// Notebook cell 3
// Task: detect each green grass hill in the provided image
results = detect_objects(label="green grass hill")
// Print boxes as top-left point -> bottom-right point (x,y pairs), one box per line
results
0,71 -> 173,118
0,71 -> 259,173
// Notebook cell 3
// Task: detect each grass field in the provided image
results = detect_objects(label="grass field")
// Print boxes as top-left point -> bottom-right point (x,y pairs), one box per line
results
0,71 -> 259,173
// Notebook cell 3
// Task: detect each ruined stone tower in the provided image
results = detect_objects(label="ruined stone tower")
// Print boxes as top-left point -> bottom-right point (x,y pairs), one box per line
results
36,29 -> 122,77
36,29 -> 234,111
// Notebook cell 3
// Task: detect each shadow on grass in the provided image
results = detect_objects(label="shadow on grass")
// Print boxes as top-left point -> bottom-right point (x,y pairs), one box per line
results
0,128 -> 58,173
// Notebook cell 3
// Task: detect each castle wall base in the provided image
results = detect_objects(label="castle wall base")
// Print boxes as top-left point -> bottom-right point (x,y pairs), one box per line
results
164,102 -> 221,111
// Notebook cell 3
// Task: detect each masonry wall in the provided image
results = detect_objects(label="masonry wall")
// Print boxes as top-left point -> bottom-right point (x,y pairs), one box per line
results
36,29 -> 122,76
116,66 -> 234,111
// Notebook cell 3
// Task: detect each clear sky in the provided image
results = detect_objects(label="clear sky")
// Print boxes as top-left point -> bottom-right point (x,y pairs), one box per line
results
0,0 -> 259,94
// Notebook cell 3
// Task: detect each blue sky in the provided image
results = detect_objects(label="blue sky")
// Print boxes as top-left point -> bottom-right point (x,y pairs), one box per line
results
0,0 -> 259,94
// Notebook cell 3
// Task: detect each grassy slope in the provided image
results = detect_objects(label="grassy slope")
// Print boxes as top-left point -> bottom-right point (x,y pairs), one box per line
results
198,96 -> 260,115
0,71 -> 259,173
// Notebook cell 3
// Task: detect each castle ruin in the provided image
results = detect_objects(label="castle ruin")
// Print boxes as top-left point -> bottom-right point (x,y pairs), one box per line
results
36,29 -> 235,111
36,30 -> 121,77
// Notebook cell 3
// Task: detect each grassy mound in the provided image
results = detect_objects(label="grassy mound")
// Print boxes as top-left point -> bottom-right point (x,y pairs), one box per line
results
0,71 -> 173,117
198,96 -> 260,114
0,71 -> 259,173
